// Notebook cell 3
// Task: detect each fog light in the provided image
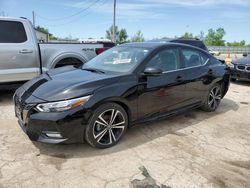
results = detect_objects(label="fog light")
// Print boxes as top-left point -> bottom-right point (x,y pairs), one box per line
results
43,131 -> 63,139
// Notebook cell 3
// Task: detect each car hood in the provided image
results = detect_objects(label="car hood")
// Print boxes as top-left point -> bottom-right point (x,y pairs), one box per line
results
22,66 -> 120,102
232,57 -> 250,65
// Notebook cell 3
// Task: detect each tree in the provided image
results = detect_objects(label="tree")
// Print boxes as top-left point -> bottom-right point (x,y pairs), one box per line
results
131,30 -> 144,42
182,32 -> 193,39
105,26 -> 128,44
105,26 -> 119,43
204,28 -> 226,46
227,40 -> 246,47
118,29 -> 128,44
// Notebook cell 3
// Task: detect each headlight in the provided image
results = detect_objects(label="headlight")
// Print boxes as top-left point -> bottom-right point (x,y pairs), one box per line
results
36,95 -> 91,112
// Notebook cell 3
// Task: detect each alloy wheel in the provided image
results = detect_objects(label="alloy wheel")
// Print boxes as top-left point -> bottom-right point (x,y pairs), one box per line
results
208,86 -> 221,110
93,109 -> 126,146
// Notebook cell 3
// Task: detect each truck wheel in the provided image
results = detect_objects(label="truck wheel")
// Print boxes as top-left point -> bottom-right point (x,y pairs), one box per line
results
85,103 -> 128,149
55,58 -> 84,68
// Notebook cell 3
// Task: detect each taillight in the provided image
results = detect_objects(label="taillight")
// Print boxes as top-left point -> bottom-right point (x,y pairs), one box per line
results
95,48 -> 107,55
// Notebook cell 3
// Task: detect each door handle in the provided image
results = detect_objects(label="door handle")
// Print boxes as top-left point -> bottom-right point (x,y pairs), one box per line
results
19,49 -> 33,54
175,75 -> 182,82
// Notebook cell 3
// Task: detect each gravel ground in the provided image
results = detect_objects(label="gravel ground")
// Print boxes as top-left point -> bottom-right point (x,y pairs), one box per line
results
0,82 -> 249,188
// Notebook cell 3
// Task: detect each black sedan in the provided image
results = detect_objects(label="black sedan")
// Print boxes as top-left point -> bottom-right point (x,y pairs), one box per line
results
14,42 -> 230,148
230,53 -> 250,81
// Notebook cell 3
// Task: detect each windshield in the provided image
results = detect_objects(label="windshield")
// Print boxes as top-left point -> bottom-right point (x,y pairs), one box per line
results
83,46 -> 150,73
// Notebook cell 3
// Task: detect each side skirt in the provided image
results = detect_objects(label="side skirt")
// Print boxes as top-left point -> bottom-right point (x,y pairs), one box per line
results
131,102 -> 202,126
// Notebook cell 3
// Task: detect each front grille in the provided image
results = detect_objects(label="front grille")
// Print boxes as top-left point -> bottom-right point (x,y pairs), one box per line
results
237,65 -> 245,70
246,66 -> 250,71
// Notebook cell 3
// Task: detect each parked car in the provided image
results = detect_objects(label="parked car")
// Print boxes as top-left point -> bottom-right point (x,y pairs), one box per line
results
0,17 -> 114,84
229,53 -> 250,81
208,49 -> 220,56
14,42 -> 230,148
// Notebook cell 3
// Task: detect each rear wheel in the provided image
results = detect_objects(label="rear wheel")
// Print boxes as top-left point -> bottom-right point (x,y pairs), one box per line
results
85,103 -> 128,148
201,84 -> 222,112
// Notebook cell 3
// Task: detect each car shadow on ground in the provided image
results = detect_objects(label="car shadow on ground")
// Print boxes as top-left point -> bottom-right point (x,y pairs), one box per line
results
33,97 -> 239,159
231,80 -> 250,86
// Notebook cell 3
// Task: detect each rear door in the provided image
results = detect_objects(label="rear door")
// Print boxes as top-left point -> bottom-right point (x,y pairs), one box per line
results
0,19 -> 39,83
138,47 -> 188,118
180,47 -> 210,105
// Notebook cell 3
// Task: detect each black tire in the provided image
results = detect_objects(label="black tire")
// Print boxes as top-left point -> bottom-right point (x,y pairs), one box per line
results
85,103 -> 128,149
201,83 -> 222,112
231,78 -> 237,82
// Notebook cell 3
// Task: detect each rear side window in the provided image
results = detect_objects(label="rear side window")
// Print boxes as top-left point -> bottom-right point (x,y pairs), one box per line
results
0,20 -> 27,43
181,48 -> 209,68
147,48 -> 180,72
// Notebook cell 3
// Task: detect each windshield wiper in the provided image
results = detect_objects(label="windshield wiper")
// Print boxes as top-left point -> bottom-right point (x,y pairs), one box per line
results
82,68 -> 105,74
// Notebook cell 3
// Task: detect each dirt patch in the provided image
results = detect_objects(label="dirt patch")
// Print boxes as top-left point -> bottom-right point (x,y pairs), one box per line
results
46,154 -> 71,170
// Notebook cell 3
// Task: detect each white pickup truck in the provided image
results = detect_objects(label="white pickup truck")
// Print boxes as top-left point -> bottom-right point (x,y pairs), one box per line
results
0,17 -> 114,84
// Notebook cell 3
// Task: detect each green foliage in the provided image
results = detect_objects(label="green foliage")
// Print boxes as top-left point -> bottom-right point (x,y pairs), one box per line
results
182,32 -> 193,39
227,40 -> 246,47
204,28 -> 226,46
49,35 -> 58,40
118,29 -> 128,44
131,30 -> 145,42
105,26 -> 128,44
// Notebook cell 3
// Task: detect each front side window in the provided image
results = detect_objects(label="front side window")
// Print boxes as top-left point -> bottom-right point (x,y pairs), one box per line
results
146,48 -> 180,72
84,46 -> 150,73
0,20 -> 27,43
181,48 -> 209,68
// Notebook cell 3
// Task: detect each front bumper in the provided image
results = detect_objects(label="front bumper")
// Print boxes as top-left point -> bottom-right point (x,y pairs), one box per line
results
230,68 -> 250,81
14,92 -> 92,144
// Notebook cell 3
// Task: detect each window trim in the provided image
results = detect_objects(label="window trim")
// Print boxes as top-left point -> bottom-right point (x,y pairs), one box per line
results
162,57 -> 210,74
0,20 -> 28,43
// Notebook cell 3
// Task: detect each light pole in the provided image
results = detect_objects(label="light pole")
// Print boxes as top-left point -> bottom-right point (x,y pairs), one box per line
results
32,11 -> 36,27
112,0 -> 116,43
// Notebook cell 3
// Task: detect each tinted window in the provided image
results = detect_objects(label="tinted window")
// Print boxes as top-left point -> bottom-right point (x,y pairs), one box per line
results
0,20 -> 27,43
147,48 -> 180,72
181,48 -> 208,68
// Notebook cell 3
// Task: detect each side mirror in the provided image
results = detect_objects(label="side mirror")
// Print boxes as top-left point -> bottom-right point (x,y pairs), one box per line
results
243,52 -> 248,57
143,67 -> 163,76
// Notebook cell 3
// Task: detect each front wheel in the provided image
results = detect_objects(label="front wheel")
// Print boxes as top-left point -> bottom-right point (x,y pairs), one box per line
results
85,103 -> 128,148
201,84 -> 222,112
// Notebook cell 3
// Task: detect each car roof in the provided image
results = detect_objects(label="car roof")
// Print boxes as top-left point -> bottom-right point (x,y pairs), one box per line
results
148,38 -> 208,51
120,42 -> 208,52
121,42 -> 169,49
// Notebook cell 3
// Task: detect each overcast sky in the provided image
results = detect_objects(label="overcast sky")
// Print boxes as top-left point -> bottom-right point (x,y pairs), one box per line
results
1,0 -> 250,42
